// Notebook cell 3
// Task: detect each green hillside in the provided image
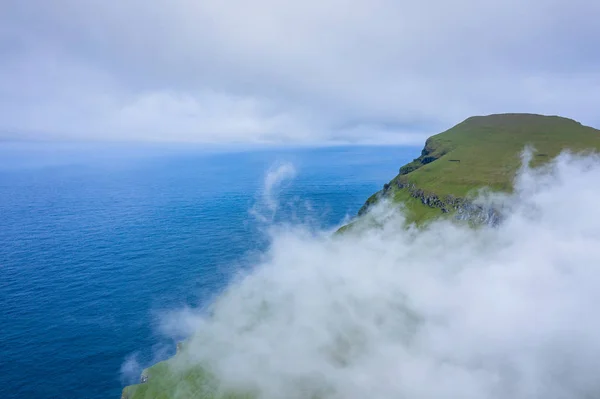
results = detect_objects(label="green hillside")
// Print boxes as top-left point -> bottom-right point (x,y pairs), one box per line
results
352,113 -> 600,226
121,356 -> 253,399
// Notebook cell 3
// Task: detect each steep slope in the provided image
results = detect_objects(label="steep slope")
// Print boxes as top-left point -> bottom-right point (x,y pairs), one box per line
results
355,113 -> 600,225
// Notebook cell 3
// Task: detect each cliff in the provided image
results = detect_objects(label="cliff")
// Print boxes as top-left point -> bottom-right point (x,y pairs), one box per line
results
352,113 -> 600,227
121,113 -> 600,398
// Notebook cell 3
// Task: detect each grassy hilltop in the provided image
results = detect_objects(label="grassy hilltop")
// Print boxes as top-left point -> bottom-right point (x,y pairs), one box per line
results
350,113 -> 600,226
122,113 -> 600,399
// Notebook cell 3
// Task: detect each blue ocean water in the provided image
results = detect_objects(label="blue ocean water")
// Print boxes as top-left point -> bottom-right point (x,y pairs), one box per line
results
0,143 -> 416,399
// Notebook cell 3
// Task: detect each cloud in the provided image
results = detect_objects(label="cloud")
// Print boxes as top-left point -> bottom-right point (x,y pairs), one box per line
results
158,152 -> 600,398
2,0 -> 600,143
120,352 -> 142,385
250,162 -> 298,223
262,162 -> 297,212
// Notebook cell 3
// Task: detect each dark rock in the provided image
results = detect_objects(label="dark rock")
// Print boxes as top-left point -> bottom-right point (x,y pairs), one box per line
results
392,183 -> 502,226
359,176 -> 503,227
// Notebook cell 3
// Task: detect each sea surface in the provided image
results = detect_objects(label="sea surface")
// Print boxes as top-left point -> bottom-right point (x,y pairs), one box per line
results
0,143 -> 416,399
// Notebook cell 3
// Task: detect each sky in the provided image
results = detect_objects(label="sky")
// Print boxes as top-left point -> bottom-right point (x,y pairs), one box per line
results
2,0 -> 600,145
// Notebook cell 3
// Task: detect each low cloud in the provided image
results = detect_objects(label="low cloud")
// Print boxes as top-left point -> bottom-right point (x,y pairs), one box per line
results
120,353 -> 142,385
158,152 -> 600,398
2,0 -> 600,143
260,162 -> 297,217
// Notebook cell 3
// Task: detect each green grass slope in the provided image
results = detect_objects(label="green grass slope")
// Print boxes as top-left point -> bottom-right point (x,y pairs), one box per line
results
354,113 -> 600,225
121,358 -> 254,399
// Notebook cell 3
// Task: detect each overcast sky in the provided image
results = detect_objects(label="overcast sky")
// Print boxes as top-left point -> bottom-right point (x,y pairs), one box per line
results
2,0 -> 599,145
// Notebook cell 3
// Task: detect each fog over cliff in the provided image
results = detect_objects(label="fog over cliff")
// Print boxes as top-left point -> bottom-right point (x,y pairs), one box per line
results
158,152 -> 600,399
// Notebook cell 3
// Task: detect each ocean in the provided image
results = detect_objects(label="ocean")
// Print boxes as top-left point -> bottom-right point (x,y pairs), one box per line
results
0,143 -> 416,399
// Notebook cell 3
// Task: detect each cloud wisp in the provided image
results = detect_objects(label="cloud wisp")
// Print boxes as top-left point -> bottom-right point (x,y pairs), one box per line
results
155,151 -> 600,399
249,161 -> 298,224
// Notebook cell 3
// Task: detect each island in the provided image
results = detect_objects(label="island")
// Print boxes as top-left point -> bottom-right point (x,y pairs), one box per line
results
122,113 -> 600,399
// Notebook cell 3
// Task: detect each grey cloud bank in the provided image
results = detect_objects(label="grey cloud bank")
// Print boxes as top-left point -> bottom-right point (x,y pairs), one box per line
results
2,0 -> 600,144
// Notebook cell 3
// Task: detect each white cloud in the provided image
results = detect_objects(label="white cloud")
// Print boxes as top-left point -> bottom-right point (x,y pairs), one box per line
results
157,152 -> 600,399
2,0 -> 599,143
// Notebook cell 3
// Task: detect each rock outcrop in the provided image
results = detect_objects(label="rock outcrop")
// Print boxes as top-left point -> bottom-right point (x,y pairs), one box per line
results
358,179 -> 502,227
398,137 -> 450,176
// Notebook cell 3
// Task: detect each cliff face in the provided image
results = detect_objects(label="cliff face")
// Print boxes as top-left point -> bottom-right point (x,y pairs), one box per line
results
358,179 -> 501,227
395,181 -> 501,226
397,136 -> 452,176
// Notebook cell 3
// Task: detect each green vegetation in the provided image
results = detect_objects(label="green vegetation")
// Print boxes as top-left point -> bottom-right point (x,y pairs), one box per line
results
399,114 -> 599,195
390,188 -> 446,223
122,358 -> 254,399
353,113 -> 600,226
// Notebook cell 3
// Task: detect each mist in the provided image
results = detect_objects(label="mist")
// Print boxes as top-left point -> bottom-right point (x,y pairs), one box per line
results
158,151 -> 600,399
